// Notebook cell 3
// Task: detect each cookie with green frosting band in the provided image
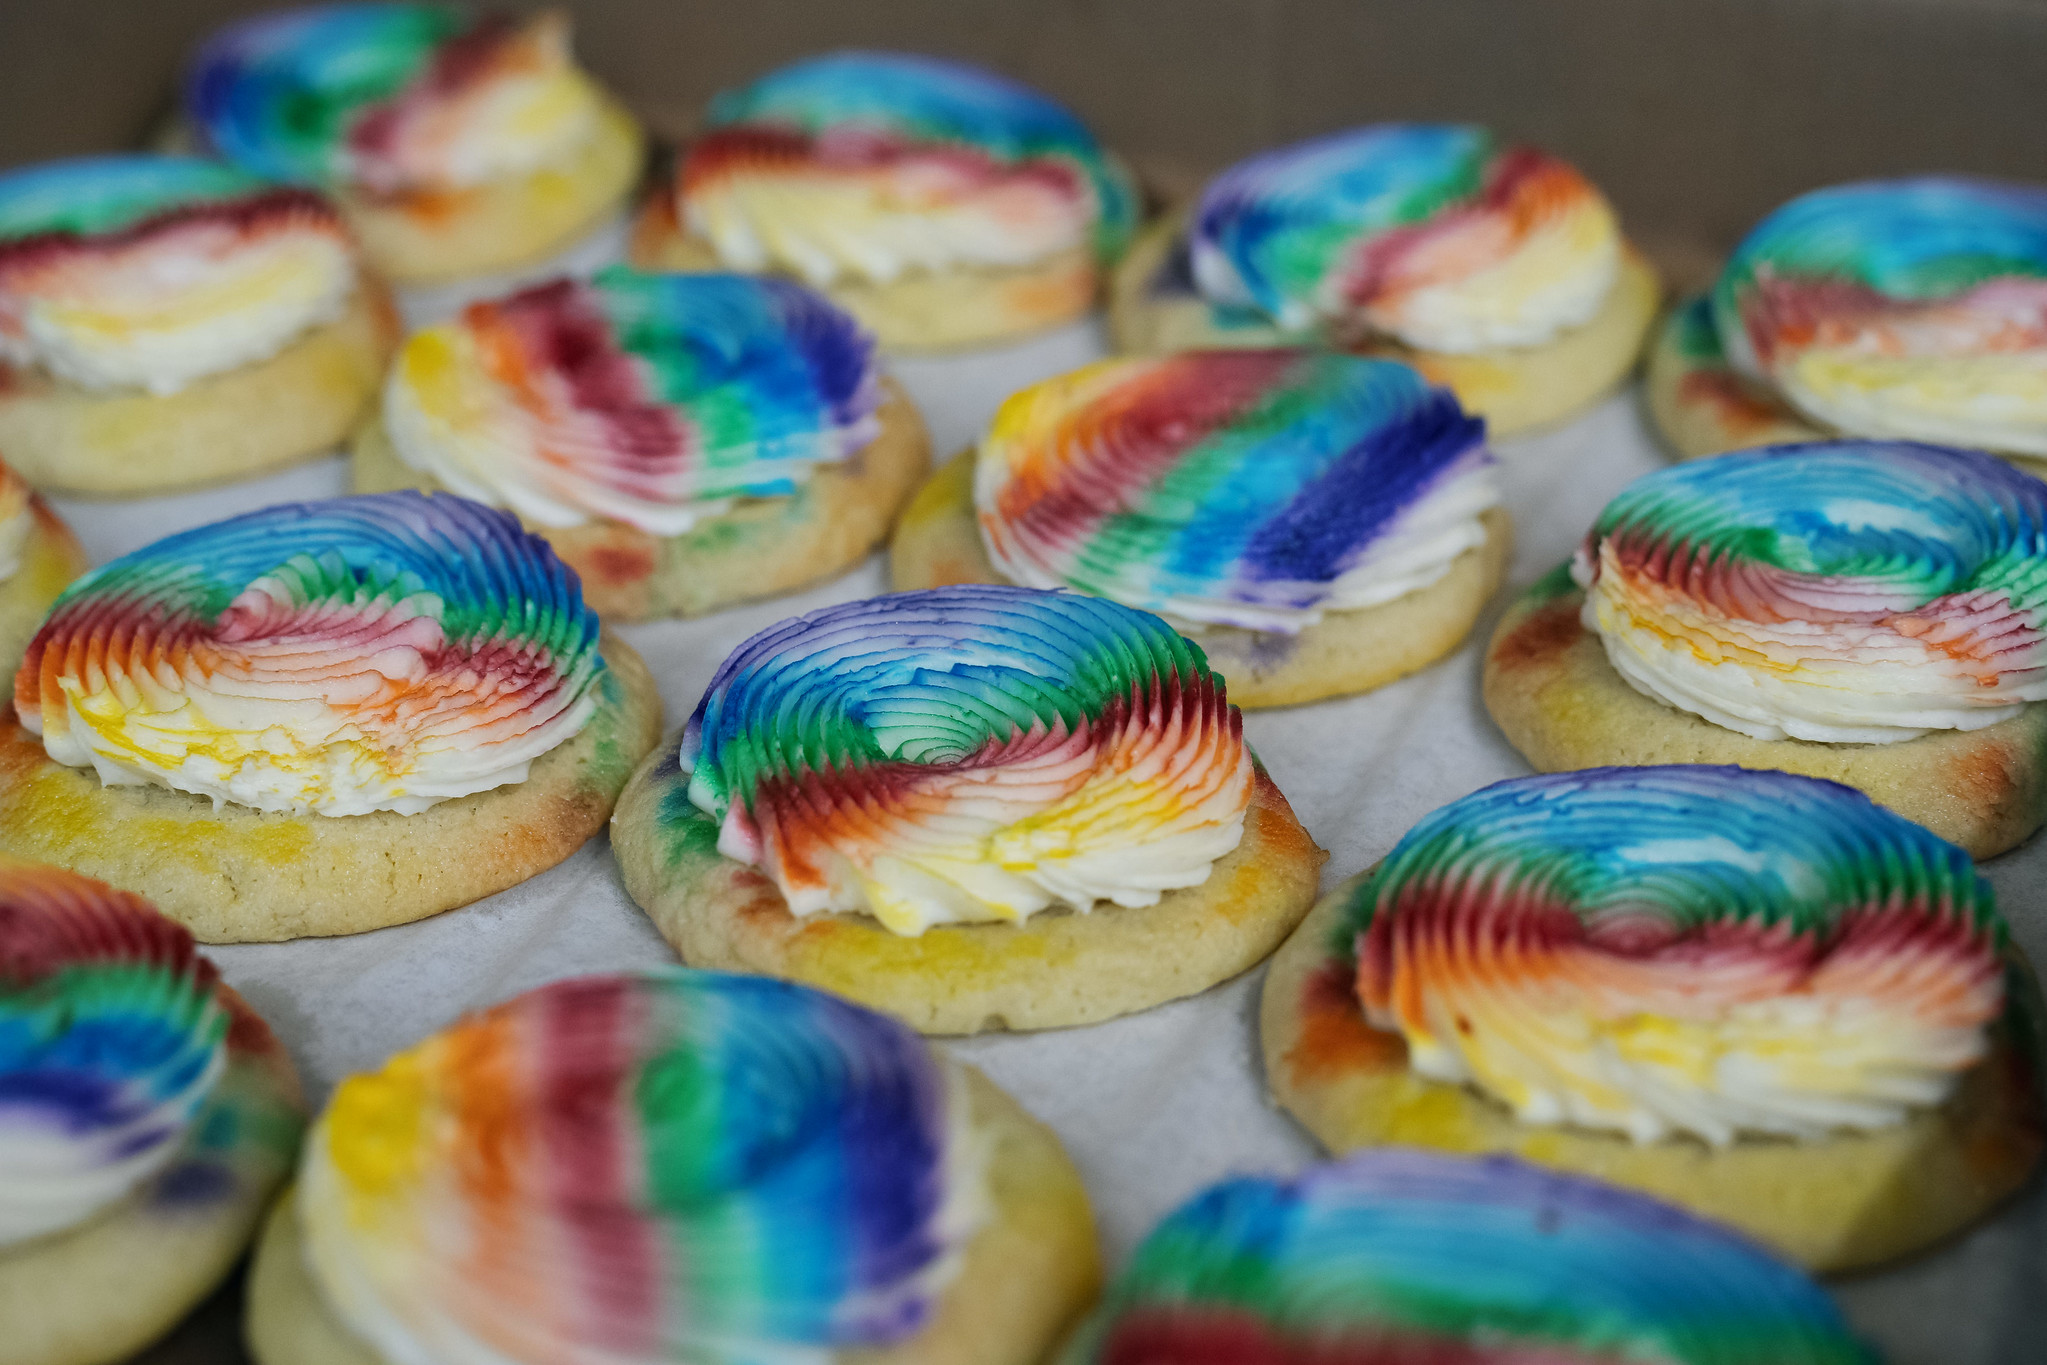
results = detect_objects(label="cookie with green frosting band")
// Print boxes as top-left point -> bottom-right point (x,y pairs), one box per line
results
0,860 -> 305,1365
1059,1150 -> 1878,1364
631,51 -> 1137,351
184,5 -> 643,285
1484,441 -> 2047,858
890,351 -> 1511,708
354,269 -> 931,621
1646,178 -> 2047,474
1107,125 -> 1661,435
1,492 -> 662,942
246,969 -> 1100,1365
613,585 -> 1325,1034
0,155 -> 397,497
1260,766 -> 2045,1272
0,457 -> 86,682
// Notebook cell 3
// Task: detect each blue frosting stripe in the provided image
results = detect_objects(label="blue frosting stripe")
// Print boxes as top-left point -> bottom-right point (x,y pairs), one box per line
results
1063,1151 -> 1880,1364
0,154 -> 277,242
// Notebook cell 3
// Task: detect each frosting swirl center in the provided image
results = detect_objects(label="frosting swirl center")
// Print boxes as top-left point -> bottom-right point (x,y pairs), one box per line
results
1575,441 -> 2047,744
976,351 -> 1499,633
0,860 -> 227,1247
385,270 -> 884,535
1341,766 -> 2006,1145
14,492 -> 603,817
682,585 -> 1253,935
300,970 -> 986,1365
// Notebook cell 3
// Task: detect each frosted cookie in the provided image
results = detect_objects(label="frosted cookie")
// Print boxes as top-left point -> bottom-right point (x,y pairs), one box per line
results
1,491 -> 662,941
247,968 -> 1099,1365
1261,766 -> 2045,1271
1059,1150 -> 1877,1363
0,155 -> 396,496
631,51 -> 1137,351
1,860 -> 304,1365
613,585 -> 1325,1034
0,457 -> 86,681
185,4 -> 643,285
1109,124 -> 1661,435
1484,441 -> 2047,857
355,268 -> 931,620
1650,178 -> 2047,472
891,351 -> 1510,707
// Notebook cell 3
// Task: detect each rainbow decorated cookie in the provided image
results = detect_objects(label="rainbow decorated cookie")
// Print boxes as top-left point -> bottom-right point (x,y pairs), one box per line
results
184,4 -> 643,284
890,350 -> 1510,706
1649,177 -> 2047,471
245,968 -> 1099,1365
0,491 -> 662,941
1260,766 -> 2045,1271
354,268 -> 931,620
1108,123 -> 1661,435
1484,440 -> 2047,857
0,860 -> 304,1365
612,584 -> 1324,1034
0,154 -> 395,495
631,51 -> 1137,351
0,456 -> 85,680
1060,1150 -> 1878,1364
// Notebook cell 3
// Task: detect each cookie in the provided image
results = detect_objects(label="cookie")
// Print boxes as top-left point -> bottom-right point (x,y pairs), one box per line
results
0,155 -> 395,495
246,969 -> 1100,1365
0,861 -> 304,1365
614,585 -> 1325,1034
184,6 -> 644,285
0,461 -> 86,679
1646,178 -> 2047,467
352,269 -> 931,620
1260,767 -> 2046,1272
1483,442 -> 2047,858
1059,1150 -> 1878,1363
889,352 -> 1512,707
629,51 -> 1136,351
1,492 -> 662,941
1106,125 -> 1661,435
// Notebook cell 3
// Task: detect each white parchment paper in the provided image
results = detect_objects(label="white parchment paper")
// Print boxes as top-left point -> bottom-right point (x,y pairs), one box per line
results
46,313 -> 2046,1365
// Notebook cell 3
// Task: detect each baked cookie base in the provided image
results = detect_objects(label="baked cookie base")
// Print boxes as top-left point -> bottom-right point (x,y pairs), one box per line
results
1260,868 -> 2047,1273
0,283 -> 398,497
1,987 -> 304,1365
629,188 -> 1101,353
0,633 -> 663,942
1106,205 -> 1662,438
246,1065 -> 1100,1365
0,501 -> 88,681
339,98 -> 645,286
353,378 -> 932,621
1482,567 -> 2047,859
888,448 -> 1513,709
612,745 -> 1326,1035
1645,292 -> 2047,478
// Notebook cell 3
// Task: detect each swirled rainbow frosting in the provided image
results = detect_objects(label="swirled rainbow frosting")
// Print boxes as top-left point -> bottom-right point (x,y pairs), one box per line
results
1573,440 -> 2047,744
1335,766 -> 2006,1145
1711,177 -> 2047,456
0,859 -> 228,1247
1190,123 -> 1622,352
299,969 -> 986,1363
187,5 -> 607,197
0,154 -> 356,393
681,585 -> 1252,935
679,51 -> 1136,287
385,268 -> 884,535
13,491 -> 603,817
1060,1150 -> 1876,1365
977,351 -> 1499,632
